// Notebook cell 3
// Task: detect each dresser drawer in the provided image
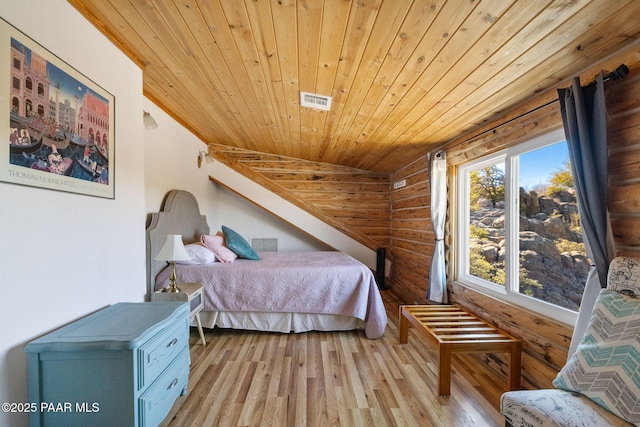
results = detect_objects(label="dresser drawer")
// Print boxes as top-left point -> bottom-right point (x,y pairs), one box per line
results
138,348 -> 190,427
138,315 -> 188,389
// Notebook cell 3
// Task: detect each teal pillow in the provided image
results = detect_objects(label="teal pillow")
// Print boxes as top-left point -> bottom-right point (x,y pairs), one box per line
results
553,289 -> 640,424
221,226 -> 260,260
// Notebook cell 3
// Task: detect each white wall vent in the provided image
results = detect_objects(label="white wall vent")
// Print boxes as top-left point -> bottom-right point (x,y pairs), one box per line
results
300,92 -> 332,111
251,238 -> 278,252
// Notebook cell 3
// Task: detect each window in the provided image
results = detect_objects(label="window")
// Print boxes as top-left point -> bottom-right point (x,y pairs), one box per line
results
456,128 -> 586,325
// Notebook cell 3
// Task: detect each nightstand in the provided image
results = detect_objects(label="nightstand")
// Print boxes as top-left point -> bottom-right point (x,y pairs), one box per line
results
151,282 -> 206,345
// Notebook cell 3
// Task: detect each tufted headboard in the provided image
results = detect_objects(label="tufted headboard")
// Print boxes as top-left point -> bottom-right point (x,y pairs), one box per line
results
145,190 -> 210,297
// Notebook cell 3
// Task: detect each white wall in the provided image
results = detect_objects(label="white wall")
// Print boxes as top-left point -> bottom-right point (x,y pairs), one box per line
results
143,100 -> 329,252
217,186 -> 330,252
143,101 -> 219,224
0,2 -> 144,426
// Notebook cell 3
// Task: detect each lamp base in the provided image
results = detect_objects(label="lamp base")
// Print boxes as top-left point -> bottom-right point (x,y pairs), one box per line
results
163,283 -> 181,293
163,262 -> 181,292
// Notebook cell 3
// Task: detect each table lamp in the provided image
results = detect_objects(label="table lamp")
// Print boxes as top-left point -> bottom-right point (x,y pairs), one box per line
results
155,234 -> 192,292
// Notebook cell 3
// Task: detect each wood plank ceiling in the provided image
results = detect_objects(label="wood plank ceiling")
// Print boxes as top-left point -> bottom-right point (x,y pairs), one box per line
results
68,0 -> 640,173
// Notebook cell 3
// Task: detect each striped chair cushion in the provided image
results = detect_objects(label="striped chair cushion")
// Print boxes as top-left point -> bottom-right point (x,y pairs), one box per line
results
553,289 -> 640,425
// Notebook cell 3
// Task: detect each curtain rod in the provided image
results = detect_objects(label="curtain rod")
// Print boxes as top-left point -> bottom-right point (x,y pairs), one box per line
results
591,63 -> 629,85
440,64 -> 629,153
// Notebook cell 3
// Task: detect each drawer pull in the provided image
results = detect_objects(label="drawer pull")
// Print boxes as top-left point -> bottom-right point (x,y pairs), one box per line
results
166,338 -> 178,348
167,378 -> 178,390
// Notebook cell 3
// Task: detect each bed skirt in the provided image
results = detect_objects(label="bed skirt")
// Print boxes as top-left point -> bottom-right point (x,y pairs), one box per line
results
195,310 -> 364,334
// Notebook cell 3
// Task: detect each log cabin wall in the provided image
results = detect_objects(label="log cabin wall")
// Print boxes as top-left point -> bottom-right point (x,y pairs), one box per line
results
208,143 -> 391,251
388,47 -> 640,390
608,62 -> 640,255
388,157 -> 433,305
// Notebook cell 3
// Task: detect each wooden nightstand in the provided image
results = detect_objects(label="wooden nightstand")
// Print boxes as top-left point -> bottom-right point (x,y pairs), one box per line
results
151,282 -> 206,345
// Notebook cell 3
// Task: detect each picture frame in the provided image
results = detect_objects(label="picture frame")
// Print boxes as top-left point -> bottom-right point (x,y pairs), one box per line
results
1,18 -> 115,199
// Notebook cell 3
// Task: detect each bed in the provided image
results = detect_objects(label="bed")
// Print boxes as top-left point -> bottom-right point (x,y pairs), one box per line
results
146,189 -> 387,339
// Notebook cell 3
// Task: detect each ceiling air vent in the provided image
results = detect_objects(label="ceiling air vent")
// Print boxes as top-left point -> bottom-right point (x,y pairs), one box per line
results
300,91 -> 332,111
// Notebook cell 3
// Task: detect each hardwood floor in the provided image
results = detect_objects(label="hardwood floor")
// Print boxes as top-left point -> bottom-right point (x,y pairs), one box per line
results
161,290 -> 506,426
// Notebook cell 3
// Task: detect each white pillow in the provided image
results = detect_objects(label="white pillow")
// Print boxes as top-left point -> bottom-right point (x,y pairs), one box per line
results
176,243 -> 217,265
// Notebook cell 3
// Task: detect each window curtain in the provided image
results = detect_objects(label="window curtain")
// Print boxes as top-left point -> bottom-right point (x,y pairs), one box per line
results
428,151 -> 448,303
557,73 -> 616,359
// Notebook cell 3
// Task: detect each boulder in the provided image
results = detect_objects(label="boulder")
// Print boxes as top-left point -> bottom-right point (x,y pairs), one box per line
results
520,188 -> 540,217
468,191 -> 587,311
520,216 -> 546,236
543,216 -> 573,240
519,231 -> 561,261
538,196 -> 558,215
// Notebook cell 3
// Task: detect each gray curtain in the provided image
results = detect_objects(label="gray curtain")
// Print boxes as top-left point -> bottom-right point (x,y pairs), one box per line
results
428,151 -> 447,303
557,73 -> 616,359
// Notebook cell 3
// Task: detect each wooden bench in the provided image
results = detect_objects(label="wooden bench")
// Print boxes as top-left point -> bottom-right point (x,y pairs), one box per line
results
399,304 -> 521,396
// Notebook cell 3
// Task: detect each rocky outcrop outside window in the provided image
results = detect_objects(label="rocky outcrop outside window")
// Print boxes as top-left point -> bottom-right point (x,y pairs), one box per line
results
469,189 -> 588,311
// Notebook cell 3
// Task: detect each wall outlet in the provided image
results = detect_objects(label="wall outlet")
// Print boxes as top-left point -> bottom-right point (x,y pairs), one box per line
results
393,179 -> 406,189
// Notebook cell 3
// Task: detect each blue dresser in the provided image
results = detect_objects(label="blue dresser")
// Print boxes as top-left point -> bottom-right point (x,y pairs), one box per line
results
24,302 -> 190,427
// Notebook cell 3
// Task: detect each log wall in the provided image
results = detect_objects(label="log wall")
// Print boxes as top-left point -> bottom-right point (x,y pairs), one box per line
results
388,157 -> 433,305
387,47 -> 640,390
208,144 -> 391,251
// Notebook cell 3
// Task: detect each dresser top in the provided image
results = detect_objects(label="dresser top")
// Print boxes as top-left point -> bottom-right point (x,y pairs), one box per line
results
25,302 -> 188,352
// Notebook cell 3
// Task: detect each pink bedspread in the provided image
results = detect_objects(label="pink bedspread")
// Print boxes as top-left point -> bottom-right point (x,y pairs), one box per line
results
155,251 -> 387,339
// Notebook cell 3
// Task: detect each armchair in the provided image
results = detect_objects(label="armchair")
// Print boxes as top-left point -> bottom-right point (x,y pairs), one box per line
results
500,256 -> 640,427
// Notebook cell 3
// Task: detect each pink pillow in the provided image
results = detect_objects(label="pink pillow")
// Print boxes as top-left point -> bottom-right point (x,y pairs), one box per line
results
201,234 -> 237,263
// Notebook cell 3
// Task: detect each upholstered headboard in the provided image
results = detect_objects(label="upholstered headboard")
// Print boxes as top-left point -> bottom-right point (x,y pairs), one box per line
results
146,190 -> 210,297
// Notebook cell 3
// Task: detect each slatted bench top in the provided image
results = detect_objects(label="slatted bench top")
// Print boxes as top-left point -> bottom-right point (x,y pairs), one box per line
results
399,304 -> 521,396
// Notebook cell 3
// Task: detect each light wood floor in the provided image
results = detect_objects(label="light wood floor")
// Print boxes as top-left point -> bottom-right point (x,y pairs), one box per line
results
161,290 -> 506,426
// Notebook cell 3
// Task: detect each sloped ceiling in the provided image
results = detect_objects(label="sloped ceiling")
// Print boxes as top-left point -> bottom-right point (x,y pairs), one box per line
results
68,0 -> 640,173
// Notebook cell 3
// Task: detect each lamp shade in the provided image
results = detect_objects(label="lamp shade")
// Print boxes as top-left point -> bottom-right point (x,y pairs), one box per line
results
155,235 -> 192,261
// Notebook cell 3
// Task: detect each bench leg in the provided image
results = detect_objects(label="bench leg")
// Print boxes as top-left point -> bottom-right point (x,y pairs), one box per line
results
508,342 -> 522,391
438,344 -> 452,396
399,308 -> 409,344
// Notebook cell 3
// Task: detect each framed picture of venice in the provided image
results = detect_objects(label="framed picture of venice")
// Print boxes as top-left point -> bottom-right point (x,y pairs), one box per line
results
1,18 -> 115,199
